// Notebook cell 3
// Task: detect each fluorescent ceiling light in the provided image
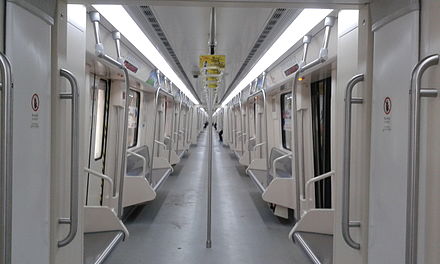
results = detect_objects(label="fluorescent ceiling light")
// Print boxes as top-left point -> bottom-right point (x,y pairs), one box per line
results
222,8 -> 333,107
93,5 -> 199,105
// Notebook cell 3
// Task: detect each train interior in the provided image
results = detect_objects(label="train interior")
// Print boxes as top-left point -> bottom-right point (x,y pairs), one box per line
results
1,0 -> 440,264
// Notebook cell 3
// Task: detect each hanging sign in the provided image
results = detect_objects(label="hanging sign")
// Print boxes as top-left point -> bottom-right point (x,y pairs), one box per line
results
199,55 -> 226,69
199,55 -> 225,89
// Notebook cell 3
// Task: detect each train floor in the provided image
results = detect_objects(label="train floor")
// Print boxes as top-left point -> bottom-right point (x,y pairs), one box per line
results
106,130 -> 311,264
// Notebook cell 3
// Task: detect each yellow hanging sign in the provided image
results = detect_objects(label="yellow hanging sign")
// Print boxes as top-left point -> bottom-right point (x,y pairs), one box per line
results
199,55 -> 226,69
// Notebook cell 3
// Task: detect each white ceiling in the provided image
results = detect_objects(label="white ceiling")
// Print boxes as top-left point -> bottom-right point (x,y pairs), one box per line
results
149,6 -> 274,102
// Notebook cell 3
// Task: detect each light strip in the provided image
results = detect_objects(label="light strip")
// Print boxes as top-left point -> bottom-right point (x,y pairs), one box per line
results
222,8 -> 333,107
93,5 -> 199,105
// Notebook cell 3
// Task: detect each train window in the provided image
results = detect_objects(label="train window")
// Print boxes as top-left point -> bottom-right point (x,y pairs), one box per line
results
127,90 -> 140,148
280,92 -> 292,150
94,80 -> 108,160
311,77 -> 332,209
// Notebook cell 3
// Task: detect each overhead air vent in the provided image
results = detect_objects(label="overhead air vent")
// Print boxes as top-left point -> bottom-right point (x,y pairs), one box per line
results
223,8 -> 291,101
139,6 -> 197,100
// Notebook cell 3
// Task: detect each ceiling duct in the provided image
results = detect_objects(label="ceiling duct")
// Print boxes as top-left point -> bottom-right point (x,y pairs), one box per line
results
221,8 -> 296,102
138,6 -> 200,102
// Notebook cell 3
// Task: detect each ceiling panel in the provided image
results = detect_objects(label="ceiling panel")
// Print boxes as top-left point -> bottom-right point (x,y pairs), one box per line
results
149,6 -> 274,102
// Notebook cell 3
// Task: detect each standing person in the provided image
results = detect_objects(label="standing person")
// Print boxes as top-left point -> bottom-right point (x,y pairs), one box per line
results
218,129 -> 223,142
213,123 -> 217,131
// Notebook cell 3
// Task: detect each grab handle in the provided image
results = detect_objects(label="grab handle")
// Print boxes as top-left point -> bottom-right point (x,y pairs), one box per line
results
342,74 -> 364,250
58,69 -> 79,247
406,54 -> 439,264
0,52 -> 13,264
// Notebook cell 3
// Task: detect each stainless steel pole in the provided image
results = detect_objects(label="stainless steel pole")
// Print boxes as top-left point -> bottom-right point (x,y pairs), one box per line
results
206,88 -> 213,248
0,52 -> 13,264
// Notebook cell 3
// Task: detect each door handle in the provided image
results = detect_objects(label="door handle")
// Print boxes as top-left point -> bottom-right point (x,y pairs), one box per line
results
58,69 -> 79,247
0,52 -> 13,263
406,54 -> 439,264
342,74 -> 364,250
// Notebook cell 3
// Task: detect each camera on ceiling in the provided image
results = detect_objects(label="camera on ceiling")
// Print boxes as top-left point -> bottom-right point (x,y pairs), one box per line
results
192,66 -> 200,78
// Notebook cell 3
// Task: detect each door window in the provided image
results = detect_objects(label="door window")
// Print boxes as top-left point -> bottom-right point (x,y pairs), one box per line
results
127,90 -> 140,148
311,77 -> 332,208
94,80 -> 108,160
281,92 -> 293,150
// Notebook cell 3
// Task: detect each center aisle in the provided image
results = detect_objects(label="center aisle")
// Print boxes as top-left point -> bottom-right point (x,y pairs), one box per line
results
106,129 -> 310,264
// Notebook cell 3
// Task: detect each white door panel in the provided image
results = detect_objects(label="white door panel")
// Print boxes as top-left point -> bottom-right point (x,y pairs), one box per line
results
368,11 -> 419,263
6,2 -> 52,263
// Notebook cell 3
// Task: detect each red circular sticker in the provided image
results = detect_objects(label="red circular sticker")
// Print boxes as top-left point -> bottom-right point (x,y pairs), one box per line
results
31,94 -> 40,112
384,97 -> 391,115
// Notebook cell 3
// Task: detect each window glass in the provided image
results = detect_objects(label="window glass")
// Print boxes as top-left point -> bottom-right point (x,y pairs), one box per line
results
94,80 -> 107,160
127,90 -> 140,148
280,92 -> 292,150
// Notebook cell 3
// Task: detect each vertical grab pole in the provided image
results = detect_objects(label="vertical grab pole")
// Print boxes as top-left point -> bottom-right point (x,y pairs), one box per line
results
150,87 -> 161,182
0,52 -> 13,264
206,88 -> 213,248
342,74 -> 364,250
168,92 -> 176,163
406,54 -> 439,264
58,69 -> 80,247
291,71 -> 301,221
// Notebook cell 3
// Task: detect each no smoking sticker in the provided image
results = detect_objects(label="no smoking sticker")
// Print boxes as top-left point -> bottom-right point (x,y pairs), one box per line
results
383,97 -> 391,115
31,94 -> 40,112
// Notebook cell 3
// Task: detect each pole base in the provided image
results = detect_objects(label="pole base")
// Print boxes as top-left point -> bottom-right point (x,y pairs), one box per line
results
206,240 -> 212,248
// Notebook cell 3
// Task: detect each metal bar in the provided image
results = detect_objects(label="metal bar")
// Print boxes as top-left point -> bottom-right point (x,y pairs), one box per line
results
246,89 -> 269,169
238,93 -> 245,154
209,7 -> 216,55
298,109 -> 306,199
150,87 -> 175,178
406,54 -> 439,264
58,69 -> 80,248
272,153 -> 292,178
252,142 -> 265,151
247,97 -> 252,164
127,150 -> 147,178
112,31 -> 122,62
168,91 -> 176,163
0,52 -> 13,264
291,71 -> 301,222
206,89 -> 213,248
304,170 -> 335,202
84,168 -> 116,199
342,73 -> 364,250
175,91 -> 183,154
301,17 -> 335,73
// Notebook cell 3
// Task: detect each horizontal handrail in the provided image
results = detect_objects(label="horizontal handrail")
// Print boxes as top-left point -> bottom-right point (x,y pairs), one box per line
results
154,140 -> 167,149
127,150 -> 147,178
252,142 -> 265,151
272,153 -> 292,178
303,170 -> 335,202
84,168 -> 116,199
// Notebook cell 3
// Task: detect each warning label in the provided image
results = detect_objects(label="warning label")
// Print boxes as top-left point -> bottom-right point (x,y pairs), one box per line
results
31,94 -> 40,112
382,97 -> 392,132
383,97 -> 391,115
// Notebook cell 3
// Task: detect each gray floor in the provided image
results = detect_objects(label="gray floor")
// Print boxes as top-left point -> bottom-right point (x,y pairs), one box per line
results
105,130 -> 311,264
